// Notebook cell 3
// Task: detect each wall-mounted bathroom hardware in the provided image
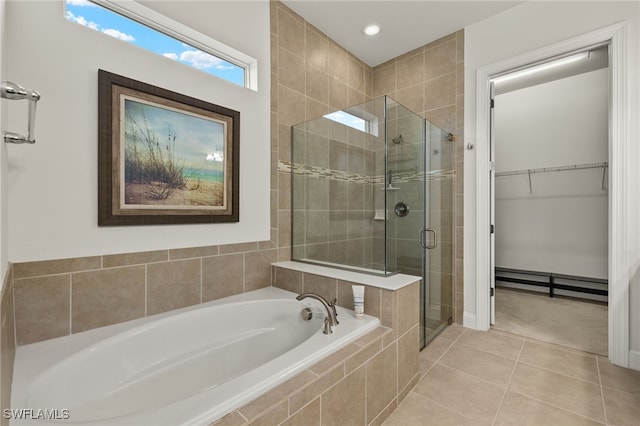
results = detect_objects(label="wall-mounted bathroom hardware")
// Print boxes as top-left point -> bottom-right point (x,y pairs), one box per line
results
394,201 -> 410,217
392,134 -> 404,144
467,143 -> 474,150
300,307 -> 313,321
1,81 -> 41,144
447,133 -> 456,142
420,228 -> 438,249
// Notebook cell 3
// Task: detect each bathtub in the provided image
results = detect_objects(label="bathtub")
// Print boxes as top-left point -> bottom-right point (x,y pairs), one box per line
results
10,287 -> 380,425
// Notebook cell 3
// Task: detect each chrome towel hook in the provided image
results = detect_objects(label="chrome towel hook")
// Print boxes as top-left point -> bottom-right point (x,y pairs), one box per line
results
1,81 -> 41,144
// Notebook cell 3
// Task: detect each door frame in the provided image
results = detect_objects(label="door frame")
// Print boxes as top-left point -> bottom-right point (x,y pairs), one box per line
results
474,22 -> 630,366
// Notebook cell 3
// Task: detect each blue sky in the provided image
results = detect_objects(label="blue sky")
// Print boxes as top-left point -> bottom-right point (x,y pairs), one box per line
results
65,0 -> 245,87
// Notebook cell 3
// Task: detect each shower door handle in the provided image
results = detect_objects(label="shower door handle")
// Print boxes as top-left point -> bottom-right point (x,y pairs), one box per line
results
420,228 -> 437,250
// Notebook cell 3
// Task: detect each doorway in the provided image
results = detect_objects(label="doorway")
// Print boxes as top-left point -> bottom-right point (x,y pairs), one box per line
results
489,46 -> 609,355
473,22 -> 631,367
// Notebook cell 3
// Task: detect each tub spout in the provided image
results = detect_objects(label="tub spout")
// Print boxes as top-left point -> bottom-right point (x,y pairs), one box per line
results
296,293 -> 338,334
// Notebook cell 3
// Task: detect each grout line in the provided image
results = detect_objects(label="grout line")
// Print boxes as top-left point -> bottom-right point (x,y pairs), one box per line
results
508,389 -> 607,425
517,358 -> 601,385
491,334 -> 525,426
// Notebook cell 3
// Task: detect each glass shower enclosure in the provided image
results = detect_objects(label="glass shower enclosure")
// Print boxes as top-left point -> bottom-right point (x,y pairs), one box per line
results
291,96 -> 454,347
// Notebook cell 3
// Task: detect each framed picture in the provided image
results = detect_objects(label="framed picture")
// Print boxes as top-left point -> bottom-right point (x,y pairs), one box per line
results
98,70 -> 239,226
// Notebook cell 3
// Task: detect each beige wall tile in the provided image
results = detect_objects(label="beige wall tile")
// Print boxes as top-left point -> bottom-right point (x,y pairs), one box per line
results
72,266 -> 145,333
397,281 -> 419,335
247,400 -> 288,426
345,337 -> 382,374
245,249 -> 278,291
210,411 -> 247,426
366,343 -> 398,423
202,254 -> 245,302
103,250 -> 167,268
277,209 -> 292,249
219,242 -> 259,255
278,85 -> 306,126
274,266 -> 303,294
277,5 -> 304,56
306,65 -> 329,104
373,63 -> 396,98
289,365 -> 344,414
282,397 -> 320,426
278,47 -> 306,93
348,55 -> 365,92
327,44 -> 348,83
397,52 -> 424,90
306,26 -> 328,71
14,275 -> 70,345
147,259 -> 201,315
328,78 -> 349,110
302,273 -> 337,301
321,366 -> 366,426
13,256 -> 101,279
397,325 -> 420,393
424,40 -> 457,80
169,245 -> 219,260
239,370 -> 315,420
1,274 -> 15,421
424,73 -> 456,111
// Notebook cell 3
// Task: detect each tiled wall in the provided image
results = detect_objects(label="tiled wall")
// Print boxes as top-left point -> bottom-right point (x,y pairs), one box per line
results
7,2 -> 464,344
212,268 -> 420,426
372,31 -> 465,323
1,265 -> 15,426
272,0 -> 374,264
12,243 -> 277,345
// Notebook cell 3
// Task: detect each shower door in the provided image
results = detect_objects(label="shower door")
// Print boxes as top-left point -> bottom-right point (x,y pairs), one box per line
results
422,122 -> 455,347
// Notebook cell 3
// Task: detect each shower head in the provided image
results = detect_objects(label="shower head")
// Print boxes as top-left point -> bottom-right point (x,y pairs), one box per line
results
392,134 -> 404,144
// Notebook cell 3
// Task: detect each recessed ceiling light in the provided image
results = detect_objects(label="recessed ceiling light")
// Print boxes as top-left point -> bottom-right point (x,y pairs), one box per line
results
362,24 -> 380,36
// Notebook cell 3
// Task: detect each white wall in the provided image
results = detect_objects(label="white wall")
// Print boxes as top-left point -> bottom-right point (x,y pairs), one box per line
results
0,0 -> 7,285
464,1 -> 640,364
494,69 -> 608,278
4,1 -> 271,262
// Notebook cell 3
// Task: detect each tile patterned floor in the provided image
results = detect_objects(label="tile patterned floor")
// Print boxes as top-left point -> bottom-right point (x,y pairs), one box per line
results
383,325 -> 640,426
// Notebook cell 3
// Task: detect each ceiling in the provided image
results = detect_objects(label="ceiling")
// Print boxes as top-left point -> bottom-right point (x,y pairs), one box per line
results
282,1 -> 523,67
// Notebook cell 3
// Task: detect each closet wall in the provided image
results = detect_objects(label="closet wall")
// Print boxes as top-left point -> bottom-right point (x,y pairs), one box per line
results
494,68 -> 608,279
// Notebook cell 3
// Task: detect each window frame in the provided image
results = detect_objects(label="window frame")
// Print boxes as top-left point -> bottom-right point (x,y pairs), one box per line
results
71,0 -> 258,91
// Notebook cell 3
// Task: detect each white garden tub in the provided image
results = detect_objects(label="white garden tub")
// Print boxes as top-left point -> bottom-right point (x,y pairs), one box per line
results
10,287 -> 379,425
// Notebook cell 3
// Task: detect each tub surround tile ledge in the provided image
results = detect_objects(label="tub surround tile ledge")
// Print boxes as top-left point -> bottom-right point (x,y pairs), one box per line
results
273,261 -> 420,290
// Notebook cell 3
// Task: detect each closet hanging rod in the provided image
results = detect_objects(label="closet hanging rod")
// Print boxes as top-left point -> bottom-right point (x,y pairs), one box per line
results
495,161 -> 608,177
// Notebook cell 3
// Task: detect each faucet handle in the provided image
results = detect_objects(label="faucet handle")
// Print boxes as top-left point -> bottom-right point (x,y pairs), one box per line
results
328,298 -> 339,325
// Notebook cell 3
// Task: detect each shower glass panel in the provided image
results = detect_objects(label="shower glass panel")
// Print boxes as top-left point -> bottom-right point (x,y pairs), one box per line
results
291,96 -> 388,274
290,96 -> 454,346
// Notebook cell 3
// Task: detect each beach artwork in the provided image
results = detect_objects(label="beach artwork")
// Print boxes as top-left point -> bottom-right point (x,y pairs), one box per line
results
121,97 -> 227,209
98,70 -> 239,226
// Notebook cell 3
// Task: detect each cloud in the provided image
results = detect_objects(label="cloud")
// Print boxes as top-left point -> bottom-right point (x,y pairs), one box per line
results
179,50 -> 234,70
65,0 -> 94,6
102,28 -> 135,42
65,11 -> 99,30
163,53 -> 179,61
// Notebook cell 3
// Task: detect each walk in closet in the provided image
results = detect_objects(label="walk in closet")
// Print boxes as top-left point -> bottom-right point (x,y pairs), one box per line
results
491,47 -> 609,355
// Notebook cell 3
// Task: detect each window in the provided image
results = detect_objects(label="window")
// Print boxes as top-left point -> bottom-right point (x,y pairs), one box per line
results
65,0 -> 257,90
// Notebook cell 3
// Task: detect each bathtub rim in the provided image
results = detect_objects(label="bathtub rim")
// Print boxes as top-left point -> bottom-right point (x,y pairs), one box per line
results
11,286 -> 381,425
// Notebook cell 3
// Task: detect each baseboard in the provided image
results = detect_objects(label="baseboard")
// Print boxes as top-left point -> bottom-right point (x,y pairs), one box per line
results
463,312 -> 477,329
629,350 -> 640,371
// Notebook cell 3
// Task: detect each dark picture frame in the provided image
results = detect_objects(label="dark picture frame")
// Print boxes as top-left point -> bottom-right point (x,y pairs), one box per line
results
98,70 -> 239,226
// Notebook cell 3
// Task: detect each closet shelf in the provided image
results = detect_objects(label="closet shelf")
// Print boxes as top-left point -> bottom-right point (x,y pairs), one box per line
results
495,161 -> 608,177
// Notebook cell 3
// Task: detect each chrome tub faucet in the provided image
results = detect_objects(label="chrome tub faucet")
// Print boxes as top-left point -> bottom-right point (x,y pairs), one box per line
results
296,293 -> 339,334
